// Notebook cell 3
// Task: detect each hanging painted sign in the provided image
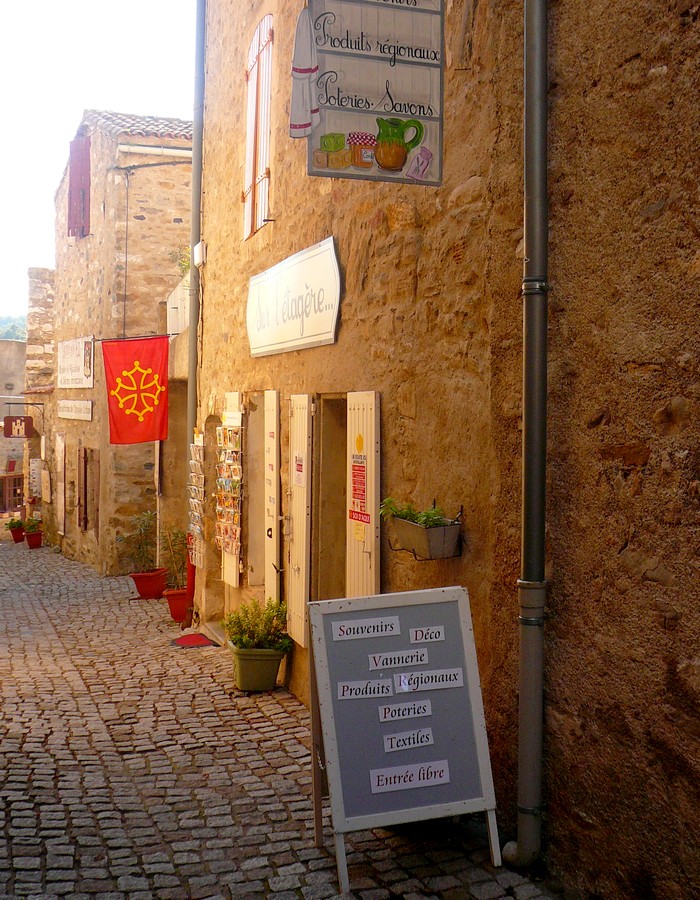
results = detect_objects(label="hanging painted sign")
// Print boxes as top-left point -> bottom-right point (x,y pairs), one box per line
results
3,416 -> 34,438
58,336 -> 94,388
303,0 -> 443,185
246,237 -> 341,357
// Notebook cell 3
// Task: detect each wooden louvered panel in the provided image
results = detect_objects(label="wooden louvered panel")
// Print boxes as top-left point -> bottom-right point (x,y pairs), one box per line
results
264,390 -> 281,603
346,392 -> 380,598
288,395 -> 312,646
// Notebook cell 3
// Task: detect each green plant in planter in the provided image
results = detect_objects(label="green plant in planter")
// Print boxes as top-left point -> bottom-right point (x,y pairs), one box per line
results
380,498 -> 461,561
160,526 -> 188,589
223,599 -> 293,653
4,517 -> 24,531
380,498 -> 454,527
117,510 -> 158,573
23,516 -> 43,534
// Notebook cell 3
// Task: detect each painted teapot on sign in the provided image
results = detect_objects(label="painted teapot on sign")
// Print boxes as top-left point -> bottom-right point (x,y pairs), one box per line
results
374,117 -> 424,172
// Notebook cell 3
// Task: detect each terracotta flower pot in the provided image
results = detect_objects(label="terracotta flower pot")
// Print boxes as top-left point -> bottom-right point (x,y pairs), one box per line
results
131,568 -> 168,599
25,531 -> 43,549
10,527 -> 24,544
164,587 -> 190,623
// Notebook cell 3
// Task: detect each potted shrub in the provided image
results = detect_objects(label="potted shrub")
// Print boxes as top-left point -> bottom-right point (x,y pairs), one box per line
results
117,511 -> 167,599
5,517 -> 25,544
160,526 -> 191,624
23,516 -> 43,549
380,498 -> 461,561
223,599 -> 293,692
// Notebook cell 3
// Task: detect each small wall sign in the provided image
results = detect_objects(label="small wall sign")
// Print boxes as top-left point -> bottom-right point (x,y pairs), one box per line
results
58,336 -> 94,388
57,400 -> 93,422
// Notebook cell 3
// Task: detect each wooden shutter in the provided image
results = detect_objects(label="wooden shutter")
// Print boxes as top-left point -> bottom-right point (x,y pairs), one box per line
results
243,16 -> 273,239
288,395 -> 312,646
346,392 -> 381,598
68,135 -> 91,238
264,390 -> 281,603
77,446 -> 88,532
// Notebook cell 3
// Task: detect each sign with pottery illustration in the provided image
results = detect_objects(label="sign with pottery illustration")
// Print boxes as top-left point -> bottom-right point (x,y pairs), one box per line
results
298,0 -> 443,186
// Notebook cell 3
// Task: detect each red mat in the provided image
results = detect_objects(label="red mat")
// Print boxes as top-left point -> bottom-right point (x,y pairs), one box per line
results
172,633 -> 216,648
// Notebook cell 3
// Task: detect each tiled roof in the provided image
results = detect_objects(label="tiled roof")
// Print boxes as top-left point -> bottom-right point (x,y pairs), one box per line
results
80,110 -> 193,141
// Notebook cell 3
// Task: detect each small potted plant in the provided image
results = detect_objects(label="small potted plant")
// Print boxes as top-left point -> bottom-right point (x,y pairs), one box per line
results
223,599 -> 293,692
380,498 -> 461,561
160,526 -> 191,624
117,511 -> 167,599
23,516 -> 44,550
4,517 -> 25,544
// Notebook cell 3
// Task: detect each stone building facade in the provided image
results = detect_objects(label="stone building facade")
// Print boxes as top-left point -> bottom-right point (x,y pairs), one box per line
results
0,339 -> 27,477
188,1 -> 700,896
39,110 -> 192,573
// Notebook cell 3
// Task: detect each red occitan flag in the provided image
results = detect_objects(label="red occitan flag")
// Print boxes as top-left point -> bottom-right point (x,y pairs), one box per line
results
102,337 -> 169,444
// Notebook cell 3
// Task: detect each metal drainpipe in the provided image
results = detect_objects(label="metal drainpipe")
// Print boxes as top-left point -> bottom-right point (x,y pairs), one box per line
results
187,0 -> 206,441
503,0 -> 549,870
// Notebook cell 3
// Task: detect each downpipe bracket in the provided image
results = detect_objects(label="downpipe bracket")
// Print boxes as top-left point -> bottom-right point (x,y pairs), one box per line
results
521,278 -> 549,296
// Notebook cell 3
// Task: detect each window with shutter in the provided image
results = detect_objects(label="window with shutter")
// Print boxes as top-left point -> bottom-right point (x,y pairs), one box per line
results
68,135 -> 91,238
243,15 -> 273,239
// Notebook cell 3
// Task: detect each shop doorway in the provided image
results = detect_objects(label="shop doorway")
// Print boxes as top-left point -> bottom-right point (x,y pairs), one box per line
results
312,396 -> 347,604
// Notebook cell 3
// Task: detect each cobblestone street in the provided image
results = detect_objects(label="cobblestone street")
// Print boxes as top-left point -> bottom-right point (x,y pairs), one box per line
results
0,540 -> 560,899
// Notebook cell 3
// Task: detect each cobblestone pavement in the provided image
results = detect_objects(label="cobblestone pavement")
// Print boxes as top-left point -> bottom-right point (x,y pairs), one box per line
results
0,540 -> 562,900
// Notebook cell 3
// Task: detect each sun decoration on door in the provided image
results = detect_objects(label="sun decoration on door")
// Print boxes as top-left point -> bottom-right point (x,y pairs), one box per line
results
109,360 -> 165,422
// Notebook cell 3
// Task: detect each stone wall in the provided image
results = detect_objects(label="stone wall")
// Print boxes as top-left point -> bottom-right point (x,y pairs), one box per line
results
45,124 -> 192,572
0,339 -> 28,473
25,269 -> 54,390
195,1 -> 699,896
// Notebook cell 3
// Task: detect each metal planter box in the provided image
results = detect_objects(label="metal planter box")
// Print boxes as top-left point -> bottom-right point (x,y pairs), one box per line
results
391,517 -> 461,561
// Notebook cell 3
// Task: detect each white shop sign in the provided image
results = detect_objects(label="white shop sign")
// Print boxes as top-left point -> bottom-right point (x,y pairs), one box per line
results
246,237 -> 340,357
57,336 -> 94,388
310,587 -> 501,892
57,399 -> 93,421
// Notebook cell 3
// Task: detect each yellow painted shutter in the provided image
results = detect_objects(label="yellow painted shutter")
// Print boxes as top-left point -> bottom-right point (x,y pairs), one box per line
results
288,395 -> 312,646
346,391 -> 380,598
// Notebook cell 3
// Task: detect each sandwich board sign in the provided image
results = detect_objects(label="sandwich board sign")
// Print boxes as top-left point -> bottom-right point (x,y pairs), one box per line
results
309,586 -> 501,892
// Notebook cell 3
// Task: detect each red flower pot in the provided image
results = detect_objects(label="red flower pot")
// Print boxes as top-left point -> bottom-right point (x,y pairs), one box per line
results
10,527 -> 24,543
164,588 -> 190,623
25,531 -> 43,549
131,568 -> 168,599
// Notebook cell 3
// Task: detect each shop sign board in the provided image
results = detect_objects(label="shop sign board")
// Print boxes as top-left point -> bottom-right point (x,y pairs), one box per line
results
58,336 -> 94,388
3,416 -> 34,438
246,237 -> 341,357
57,400 -> 93,421
306,0 -> 444,186
310,587 -> 500,889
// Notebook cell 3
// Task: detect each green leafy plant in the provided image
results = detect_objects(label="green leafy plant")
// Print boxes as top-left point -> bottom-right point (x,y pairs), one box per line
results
169,245 -> 191,277
160,526 -> 189,588
4,518 -> 24,531
380,498 -> 455,527
117,511 -> 158,573
223,599 -> 293,653
23,516 -> 43,534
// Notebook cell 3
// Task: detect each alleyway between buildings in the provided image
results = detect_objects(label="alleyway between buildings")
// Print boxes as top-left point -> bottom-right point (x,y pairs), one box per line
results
0,540 -> 560,900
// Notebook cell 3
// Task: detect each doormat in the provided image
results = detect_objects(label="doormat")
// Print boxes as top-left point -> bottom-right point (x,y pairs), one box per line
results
172,633 -> 217,648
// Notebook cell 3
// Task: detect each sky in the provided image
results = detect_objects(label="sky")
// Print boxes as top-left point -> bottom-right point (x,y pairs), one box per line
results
0,0 -> 197,319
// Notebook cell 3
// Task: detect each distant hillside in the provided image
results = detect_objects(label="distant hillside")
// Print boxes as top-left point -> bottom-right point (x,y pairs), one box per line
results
0,316 -> 27,341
